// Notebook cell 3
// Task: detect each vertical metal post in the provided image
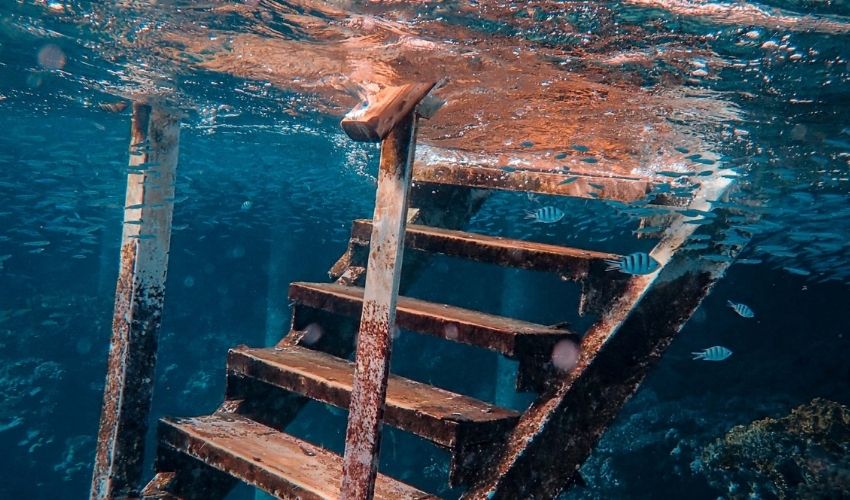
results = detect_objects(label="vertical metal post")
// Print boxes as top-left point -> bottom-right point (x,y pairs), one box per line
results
340,111 -> 418,500
91,102 -> 180,499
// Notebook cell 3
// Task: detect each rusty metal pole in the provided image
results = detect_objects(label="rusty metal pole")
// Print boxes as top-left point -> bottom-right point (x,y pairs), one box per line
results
336,82 -> 438,500
340,111 -> 417,500
91,102 -> 180,500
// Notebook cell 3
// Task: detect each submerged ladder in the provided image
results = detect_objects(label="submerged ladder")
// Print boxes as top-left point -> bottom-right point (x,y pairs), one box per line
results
94,83 -> 740,500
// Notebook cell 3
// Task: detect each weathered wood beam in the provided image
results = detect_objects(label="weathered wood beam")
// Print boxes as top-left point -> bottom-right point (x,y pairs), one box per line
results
413,164 -> 654,202
340,83 -> 433,499
341,82 -> 436,142
91,103 -> 180,500
157,414 -> 435,500
348,219 -> 620,280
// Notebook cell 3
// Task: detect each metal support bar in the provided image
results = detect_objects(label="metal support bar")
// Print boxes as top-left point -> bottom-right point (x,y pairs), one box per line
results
339,111 -> 419,499
91,102 -> 180,499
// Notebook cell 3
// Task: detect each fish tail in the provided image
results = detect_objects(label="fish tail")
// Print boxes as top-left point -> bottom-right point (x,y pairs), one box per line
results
726,300 -> 734,308
604,259 -> 621,272
691,352 -> 704,360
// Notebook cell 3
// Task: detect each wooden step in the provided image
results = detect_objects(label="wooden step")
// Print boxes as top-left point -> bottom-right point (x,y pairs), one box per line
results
288,282 -> 576,392
413,163 -> 654,202
350,219 -> 619,280
157,413 -> 435,500
227,345 -> 519,485
290,282 -> 574,356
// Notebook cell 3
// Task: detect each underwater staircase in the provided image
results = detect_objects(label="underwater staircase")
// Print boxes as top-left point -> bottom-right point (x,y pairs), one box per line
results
136,83 -> 740,499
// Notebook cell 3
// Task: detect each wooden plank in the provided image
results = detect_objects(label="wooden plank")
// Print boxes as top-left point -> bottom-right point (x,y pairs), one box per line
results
289,282 -> 574,357
341,108 -> 418,499
350,219 -> 620,280
341,82 -> 436,142
92,103 -> 180,500
229,345 -> 519,448
158,414 -> 436,500
413,164 -> 655,202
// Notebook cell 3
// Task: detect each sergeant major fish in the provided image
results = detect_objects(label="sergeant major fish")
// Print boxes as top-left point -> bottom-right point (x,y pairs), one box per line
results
692,346 -> 732,361
727,300 -> 754,318
525,206 -> 565,224
605,252 -> 660,275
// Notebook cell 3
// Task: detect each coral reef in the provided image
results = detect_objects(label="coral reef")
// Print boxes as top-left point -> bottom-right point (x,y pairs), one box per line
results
696,398 -> 850,499
564,388 -> 788,499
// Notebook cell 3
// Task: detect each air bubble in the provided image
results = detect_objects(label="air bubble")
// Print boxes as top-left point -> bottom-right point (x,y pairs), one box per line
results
551,339 -> 580,372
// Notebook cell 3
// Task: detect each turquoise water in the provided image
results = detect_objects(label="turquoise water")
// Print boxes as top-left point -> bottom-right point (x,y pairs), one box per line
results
1,1 -> 850,498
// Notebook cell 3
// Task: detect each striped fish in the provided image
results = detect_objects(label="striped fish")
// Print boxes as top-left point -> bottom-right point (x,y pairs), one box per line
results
525,206 -> 565,224
727,300 -> 754,318
605,252 -> 660,275
692,346 -> 732,361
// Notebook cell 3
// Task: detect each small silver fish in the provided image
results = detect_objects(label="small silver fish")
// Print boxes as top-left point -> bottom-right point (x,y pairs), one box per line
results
727,300 -> 754,318
605,252 -> 660,275
692,346 -> 732,361
735,258 -> 762,265
783,266 -> 811,276
525,206 -> 565,224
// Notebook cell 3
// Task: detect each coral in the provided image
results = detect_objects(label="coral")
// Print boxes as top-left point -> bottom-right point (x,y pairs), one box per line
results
697,398 -> 850,499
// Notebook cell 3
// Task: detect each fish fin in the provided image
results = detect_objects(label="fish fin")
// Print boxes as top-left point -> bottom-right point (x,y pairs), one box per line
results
726,300 -> 734,307
692,352 -> 704,360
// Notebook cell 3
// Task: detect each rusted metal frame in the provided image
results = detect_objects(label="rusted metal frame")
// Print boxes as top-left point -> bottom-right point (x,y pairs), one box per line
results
220,185 -> 486,490
340,107 -> 422,499
464,175 -> 737,499
91,102 -> 180,500
413,164 -> 655,202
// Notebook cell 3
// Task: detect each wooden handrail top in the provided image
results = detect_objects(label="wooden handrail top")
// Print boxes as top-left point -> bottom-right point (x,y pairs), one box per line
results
341,81 -> 437,142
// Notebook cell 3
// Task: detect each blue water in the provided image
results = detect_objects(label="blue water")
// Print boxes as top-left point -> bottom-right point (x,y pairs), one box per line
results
1,1 -> 850,498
